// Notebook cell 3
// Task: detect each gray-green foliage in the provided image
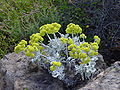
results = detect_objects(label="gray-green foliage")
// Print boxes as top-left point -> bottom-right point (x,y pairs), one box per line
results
14,23 -> 100,86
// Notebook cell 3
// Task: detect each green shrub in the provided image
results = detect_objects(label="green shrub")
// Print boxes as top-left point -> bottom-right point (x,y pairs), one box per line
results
0,0 -> 60,59
52,0 -> 91,34
0,32 -> 15,59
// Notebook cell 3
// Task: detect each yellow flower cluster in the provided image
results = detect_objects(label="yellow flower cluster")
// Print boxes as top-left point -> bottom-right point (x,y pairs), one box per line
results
68,38 -> 74,44
39,22 -> 61,35
66,23 -> 82,34
80,42 -> 90,52
86,25 -> 89,28
14,33 -> 45,57
50,66 -> 56,71
94,35 -> 101,44
23,33 -> 45,57
80,33 -> 87,39
14,23 -> 101,69
80,57 -> 90,64
24,45 -> 35,57
52,61 -> 61,67
67,38 -> 100,64
90,42 -> 99,50
24,43 -> 44,58
50,61 -> 61,71
60,37 -> 74,44
68,43 -> 90,60
68,44 -> 77,50
14,23 -> 61,58
14,40 -> 27,53
89,50 -> 98,56
60,37 -> 68,44
29,33 -> 44,44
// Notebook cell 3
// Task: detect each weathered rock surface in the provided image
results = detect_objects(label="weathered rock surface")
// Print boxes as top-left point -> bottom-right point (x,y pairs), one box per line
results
0,52 -> 119,90
0,52 -> 65,90
77,61 -> 120,90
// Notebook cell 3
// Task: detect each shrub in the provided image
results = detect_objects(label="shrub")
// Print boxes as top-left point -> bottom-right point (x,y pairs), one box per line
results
53,0 -> 91,33
14,23 -> 101,86
0,32 -> 15,58
0,0 -> 60,40
73,0 -> 120,65
0,0 -> 60,59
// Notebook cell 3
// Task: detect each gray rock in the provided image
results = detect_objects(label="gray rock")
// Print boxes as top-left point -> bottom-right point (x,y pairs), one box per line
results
0,52 -> 119,90
77,61 -> 120,90
0,61 -> 6,90
0,52 -> 65,90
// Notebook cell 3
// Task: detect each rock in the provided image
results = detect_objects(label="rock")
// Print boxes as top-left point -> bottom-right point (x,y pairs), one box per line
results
0,52 -> 65,90
0,52 -> 119,90
77,61 -> 120,90
0,61 -> 6,90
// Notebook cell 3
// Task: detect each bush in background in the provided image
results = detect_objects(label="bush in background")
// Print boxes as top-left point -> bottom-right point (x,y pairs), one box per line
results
73,0 -> 120,65
0,0 -> 60,59
53,0 -> 91,32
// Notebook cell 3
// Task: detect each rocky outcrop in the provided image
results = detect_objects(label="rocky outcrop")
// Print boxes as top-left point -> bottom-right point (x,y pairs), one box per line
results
0,52 -> 65,90
77,61 -> 120,90
0,52 -> 119,90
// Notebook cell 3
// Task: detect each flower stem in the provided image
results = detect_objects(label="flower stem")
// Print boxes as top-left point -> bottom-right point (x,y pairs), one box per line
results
47,33 -> 52,41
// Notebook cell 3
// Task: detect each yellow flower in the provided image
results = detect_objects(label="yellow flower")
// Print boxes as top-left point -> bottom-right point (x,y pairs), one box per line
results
40,29 -> 46,36
92,45 -> 99,50
30,53 -> 35,57
39,36 -> 44,41
52,61 -> 61,67
94,35 -> 101,44
56,62 -> 61,67
50,65 -> 56,71
29,40 -> 33,45
39,23 -> 61,34
89,50 -> 95,56
52,22 -> 61,29
80,33 -> 87,39
33,46 -> 39,52
95,38 -> 101,44
25,51 -> 35,57
94,52 -> 99,55
32,43 -> 39,47
34,38 -> 39,42
83,47 -> 90,52
69,51 -> 74,57
21,40 -> 27,45
81,57 -> 90,64
30,34 -> 35,39
25,51 -> 31,56
94,35 -> 99,39
14,45 -> 24,53
77,49 -> 82,53
71,48 -> 76,53
90,42 -> 98,46
68,38 -> 74,44
27,45 -> 34,52
84,57 -> 90,63
68,44 -> 76,50
66,23 -> 82,34
74,53 -> 79,59
39,46 -> 44,50
86,25 -> 89,28
79,53 -> 87,58
60,37 -> 68,44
